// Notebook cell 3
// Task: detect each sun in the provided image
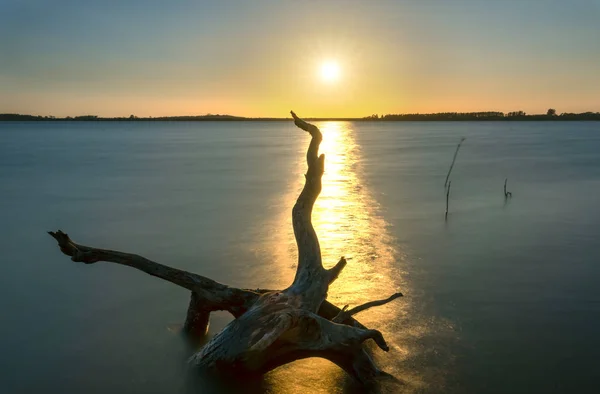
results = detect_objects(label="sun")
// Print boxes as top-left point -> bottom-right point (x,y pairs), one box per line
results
320,61 -> 341,83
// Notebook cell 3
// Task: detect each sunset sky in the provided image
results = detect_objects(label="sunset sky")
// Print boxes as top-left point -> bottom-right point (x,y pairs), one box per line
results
1,0 -> 599,118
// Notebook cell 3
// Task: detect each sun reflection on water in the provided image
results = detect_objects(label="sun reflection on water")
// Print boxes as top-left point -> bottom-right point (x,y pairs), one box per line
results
313,122 -> 401,306
248,121 -> 433,393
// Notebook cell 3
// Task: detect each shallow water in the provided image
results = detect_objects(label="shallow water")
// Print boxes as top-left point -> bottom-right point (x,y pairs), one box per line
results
1,121 -> 599,393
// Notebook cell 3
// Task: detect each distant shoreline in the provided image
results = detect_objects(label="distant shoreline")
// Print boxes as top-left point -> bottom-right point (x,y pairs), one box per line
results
2,112 -> 600,122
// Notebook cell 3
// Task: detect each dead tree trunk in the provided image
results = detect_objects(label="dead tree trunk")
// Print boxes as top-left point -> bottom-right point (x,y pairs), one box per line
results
48,111 -> 402,388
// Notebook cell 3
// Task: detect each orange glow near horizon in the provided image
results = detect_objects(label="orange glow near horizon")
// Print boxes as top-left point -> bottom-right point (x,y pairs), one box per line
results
2,2 -> 598,118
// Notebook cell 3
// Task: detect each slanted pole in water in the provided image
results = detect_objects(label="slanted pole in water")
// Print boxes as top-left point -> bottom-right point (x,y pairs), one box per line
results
444,137 -> 466,188
445,181 -> 451,219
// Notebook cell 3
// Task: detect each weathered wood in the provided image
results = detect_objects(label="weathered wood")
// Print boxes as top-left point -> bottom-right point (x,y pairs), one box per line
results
327,256 -> 347,284
184,292 -> 211,337
48,231 -> 365,328
286,110 -> 330,312
48,111 -> 402,389
48,230 -> 257,317
333,292 -> 403,323
187,302 -> 389,382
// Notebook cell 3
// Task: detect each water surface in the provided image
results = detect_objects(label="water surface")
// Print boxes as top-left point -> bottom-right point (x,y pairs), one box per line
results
1,121 -> 599,393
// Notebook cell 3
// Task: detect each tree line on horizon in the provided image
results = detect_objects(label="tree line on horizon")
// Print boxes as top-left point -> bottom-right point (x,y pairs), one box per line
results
365,109 -> 600,121
1,109 -> 600,122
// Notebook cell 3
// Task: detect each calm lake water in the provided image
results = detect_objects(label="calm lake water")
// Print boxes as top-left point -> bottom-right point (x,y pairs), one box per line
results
1,121 -> 599,393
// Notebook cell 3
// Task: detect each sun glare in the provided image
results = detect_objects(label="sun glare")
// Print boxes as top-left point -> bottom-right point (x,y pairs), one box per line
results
320,61 -> 340,83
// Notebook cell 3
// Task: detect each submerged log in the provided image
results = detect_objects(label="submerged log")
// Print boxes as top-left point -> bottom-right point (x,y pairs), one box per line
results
49,111 -> 402,389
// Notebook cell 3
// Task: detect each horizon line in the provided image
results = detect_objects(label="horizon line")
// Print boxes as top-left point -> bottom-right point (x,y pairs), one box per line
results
2,110 -> 600,122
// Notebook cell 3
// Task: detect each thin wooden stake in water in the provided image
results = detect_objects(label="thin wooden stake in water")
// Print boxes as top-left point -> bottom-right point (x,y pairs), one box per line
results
504,178 -> 512,199
444,137 -> 466,188
445,181 -> 451,219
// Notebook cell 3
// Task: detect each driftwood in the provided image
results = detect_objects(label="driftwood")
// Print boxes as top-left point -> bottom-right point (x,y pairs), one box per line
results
48,111 -> 402,389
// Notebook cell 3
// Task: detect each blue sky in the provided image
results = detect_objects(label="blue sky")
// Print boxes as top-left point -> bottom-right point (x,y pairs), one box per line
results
1,0 -> 599,117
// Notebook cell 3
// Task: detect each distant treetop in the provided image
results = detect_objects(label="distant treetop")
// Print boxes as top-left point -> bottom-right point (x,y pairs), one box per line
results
1,111 -> 600,122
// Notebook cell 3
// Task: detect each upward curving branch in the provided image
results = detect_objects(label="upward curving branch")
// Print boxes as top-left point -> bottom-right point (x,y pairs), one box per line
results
286,110 -> 331,312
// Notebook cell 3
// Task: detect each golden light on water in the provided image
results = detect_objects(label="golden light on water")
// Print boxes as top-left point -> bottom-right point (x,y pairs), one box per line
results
253,121 -> 430,392
313,122 -> 400,306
